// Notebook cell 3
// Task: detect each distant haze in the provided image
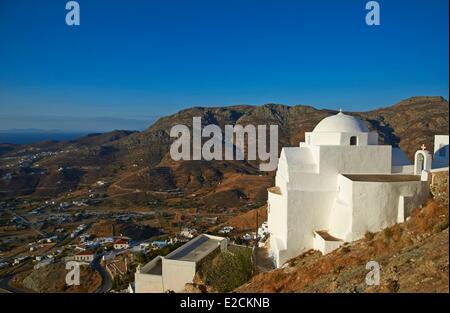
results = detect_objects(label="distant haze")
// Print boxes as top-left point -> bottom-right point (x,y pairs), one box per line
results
0,131 -> 91,145
0,115 -> 155,132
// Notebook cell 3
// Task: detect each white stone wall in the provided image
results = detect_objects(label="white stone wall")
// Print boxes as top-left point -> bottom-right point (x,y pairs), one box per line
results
287,190 -> 336,249
269,188 -> 337,267
313,232 -> 343,255
306,131 -> 378,147
392,165 -> 415,174
268,175 -> 288,268
348,180 -> 429,242
306,132 -> 342,146
162,259 -> 196,292
317,145 -> 392,176
134,272 -> 164,293
268,191 -> 286,245
328,175 -> 353,240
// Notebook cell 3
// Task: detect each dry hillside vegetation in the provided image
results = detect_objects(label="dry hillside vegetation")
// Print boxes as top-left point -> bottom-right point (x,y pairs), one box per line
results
12,263 -> 101,293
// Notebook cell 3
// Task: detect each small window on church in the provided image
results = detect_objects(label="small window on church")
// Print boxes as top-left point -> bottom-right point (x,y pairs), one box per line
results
350,136 -> 357,146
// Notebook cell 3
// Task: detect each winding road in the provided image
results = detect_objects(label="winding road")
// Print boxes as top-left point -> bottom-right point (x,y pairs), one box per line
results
0,274 -> 29,293
92,256 -> 112,293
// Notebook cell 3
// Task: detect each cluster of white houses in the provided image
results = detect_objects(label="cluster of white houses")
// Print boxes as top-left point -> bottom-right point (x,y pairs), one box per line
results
267,111 -> 448,267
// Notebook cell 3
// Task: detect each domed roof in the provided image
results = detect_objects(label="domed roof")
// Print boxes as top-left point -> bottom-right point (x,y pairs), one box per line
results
313,111 -> 369,133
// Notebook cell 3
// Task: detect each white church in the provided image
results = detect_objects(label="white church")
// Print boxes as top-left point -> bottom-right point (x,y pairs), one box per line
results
267,111 -> 448,268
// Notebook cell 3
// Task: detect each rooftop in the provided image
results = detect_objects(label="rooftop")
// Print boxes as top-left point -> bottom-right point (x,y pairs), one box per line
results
143,257 -> 162,275
313,112 -> 369,133
165,234 -> 224,263
343,174 -> 421,182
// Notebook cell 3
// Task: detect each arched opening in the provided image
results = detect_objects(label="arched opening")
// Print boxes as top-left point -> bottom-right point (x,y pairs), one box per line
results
414,150 -> 432,175
415,153 -> 424,174
350,136 -> 357,146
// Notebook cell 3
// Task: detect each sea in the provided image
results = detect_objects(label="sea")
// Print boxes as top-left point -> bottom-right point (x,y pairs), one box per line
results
0,131 -> 90,145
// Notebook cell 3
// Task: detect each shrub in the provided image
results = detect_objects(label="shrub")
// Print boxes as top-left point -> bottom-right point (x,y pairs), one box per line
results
341,246 -> 351,254
204,248 -> 255,292
384,228 -> 393,243
434,216 -> 449,233
364,231 -> 375,241
134,252 -> 147,265
333,265 -> 344,274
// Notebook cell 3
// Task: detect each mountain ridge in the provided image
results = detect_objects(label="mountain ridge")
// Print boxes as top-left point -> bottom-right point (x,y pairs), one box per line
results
0,96 -> 448,203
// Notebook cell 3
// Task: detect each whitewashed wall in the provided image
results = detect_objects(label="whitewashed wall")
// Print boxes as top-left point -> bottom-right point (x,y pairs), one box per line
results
348,180 -> 429,241
162,259 -> 196,292
134,272 -> 164,293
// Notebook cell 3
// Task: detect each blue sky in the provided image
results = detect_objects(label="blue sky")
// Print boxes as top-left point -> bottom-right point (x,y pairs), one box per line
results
0,0 -> 448,131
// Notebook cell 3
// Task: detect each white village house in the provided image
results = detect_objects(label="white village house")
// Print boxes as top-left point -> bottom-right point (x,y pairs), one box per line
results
134,234 -> 228,293
113,238 -> 130,250
267,111 -> 449,268
74,251 -> 96,263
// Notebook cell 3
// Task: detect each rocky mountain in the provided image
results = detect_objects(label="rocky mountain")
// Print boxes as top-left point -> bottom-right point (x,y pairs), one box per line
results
0,96 -> 448,204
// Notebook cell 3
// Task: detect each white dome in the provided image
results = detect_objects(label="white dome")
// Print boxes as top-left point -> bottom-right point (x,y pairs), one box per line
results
313,112 -> 369,133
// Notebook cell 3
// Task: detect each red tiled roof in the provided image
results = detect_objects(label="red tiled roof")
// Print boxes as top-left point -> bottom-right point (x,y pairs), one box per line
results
114,239 -> 128,244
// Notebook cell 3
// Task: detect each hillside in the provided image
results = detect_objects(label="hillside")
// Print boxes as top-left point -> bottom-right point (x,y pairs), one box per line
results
12,263 -> 101,293
237,171 -> 449,293
0,96 -> 448,205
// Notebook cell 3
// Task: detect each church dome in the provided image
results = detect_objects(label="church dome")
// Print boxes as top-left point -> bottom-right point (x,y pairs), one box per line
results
313,111 -> 369,133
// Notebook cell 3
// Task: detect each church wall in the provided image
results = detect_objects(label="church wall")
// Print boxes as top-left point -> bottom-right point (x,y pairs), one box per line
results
285,146 -> 392,191
318,145 -> 392,176
268,188 -> 287,244
267,171 -> 288,268
288,172 -> 338,191
307,132 -> 376,146
392,165 -> 415,174
307,132 -> 341,146
328,175 -> 354,240
280,190 -> 337,264
339,132 -> 369,146
368,131 -> 379,145
349,180 -> 429,242
276,155 -> 289,181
